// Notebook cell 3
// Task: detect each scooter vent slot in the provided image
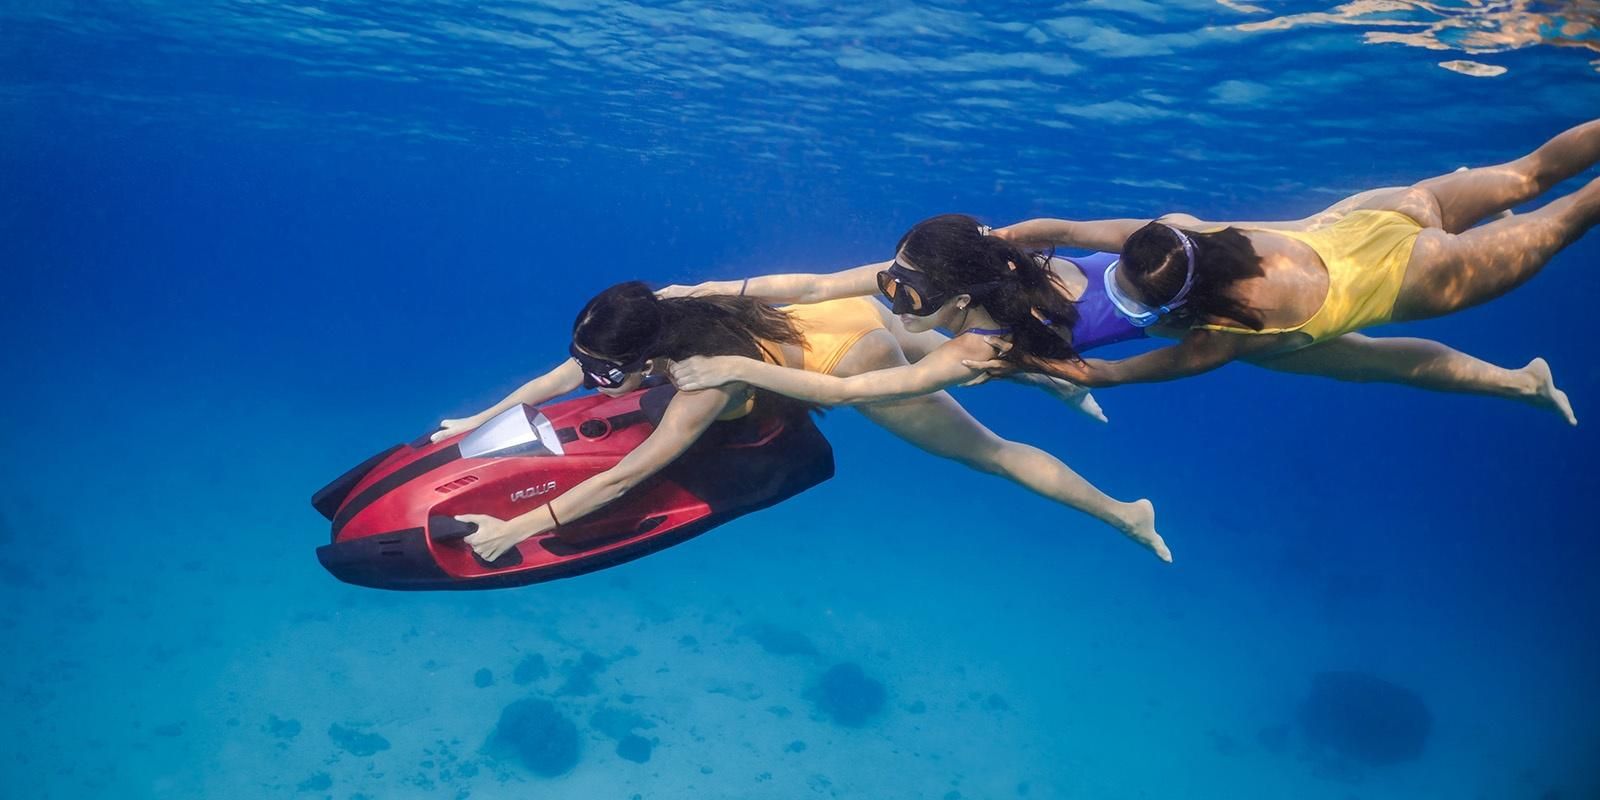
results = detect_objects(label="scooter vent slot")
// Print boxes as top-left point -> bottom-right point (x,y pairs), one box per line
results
434,475 -> 480,494
637,515 -> 667,534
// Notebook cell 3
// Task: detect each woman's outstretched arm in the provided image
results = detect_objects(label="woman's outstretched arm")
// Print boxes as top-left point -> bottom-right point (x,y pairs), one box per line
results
458,386 -> 737,560
657,261 -> 887,305
431,359 -> 585,442
985,330 -> 1277,388
669,336 -> 995,406
995,218 -> 1153,252
876,310 -> 1107,421
996,212 -> 1315,250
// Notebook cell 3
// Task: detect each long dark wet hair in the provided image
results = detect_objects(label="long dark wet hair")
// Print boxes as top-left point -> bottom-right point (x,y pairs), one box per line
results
897,213 -> 1081,364
1118,222 -> 1266,330
571,281 -> 811,417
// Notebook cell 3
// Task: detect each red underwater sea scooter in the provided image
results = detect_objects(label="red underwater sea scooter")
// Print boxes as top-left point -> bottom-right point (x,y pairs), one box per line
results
313,384 -> 835,590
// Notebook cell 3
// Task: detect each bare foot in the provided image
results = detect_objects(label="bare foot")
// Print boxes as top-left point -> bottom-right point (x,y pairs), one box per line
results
1121,498 -> 1173,563
1522,357 -> 1577,426
1072,391 -> 1109,424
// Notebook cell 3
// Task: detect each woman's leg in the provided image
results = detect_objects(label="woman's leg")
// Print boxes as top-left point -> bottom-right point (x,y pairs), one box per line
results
1284,121 -> 1598,232
1250,334 -> 1576,425
1394,175 -> 1600,320
1412,119 -> 1600,233
832,330 -> 1171,561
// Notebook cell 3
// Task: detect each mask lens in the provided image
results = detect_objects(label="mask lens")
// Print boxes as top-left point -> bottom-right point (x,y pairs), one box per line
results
876,270 -> 898,301
902,284 -> 925,313
1103,260 -> 1161,327
889,284 -> 935,316
589,369 -> 623,389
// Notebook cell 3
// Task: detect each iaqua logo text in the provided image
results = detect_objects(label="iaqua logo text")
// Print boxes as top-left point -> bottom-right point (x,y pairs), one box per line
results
510,481 -> 558,502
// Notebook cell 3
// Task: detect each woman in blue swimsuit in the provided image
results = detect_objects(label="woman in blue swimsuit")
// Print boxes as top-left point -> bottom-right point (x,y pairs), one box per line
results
664,213 -> 1567,425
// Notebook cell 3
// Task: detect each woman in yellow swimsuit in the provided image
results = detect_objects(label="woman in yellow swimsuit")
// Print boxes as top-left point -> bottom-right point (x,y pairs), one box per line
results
431,282 -> 1170,563
965,118 -> 1597,425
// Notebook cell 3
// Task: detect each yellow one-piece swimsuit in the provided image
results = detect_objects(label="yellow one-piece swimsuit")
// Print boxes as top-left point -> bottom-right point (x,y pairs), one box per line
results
1196,209 -> 1424,345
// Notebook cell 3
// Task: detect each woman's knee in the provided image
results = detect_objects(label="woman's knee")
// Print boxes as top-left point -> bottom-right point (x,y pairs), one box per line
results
1502,153 -> 1557,195
953,439 -> 1020,476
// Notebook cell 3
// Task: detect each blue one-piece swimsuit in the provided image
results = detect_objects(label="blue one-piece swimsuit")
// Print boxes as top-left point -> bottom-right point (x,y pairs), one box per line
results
1060,251 -> 1146,352
940,251 -> 1146,351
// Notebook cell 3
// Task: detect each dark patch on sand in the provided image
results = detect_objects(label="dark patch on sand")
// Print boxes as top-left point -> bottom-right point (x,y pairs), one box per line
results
487,698 -> 579,777
1297,671 -> 1430,767
558,652 -> 606,696
810,662 -> 886,727
328,723 -> 391,757
512,654 -> 548,685
616,734 -> 652,763
265,715 -> 302,740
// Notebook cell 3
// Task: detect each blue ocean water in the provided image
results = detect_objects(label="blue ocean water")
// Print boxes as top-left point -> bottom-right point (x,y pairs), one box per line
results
4,1 -> 1599,797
